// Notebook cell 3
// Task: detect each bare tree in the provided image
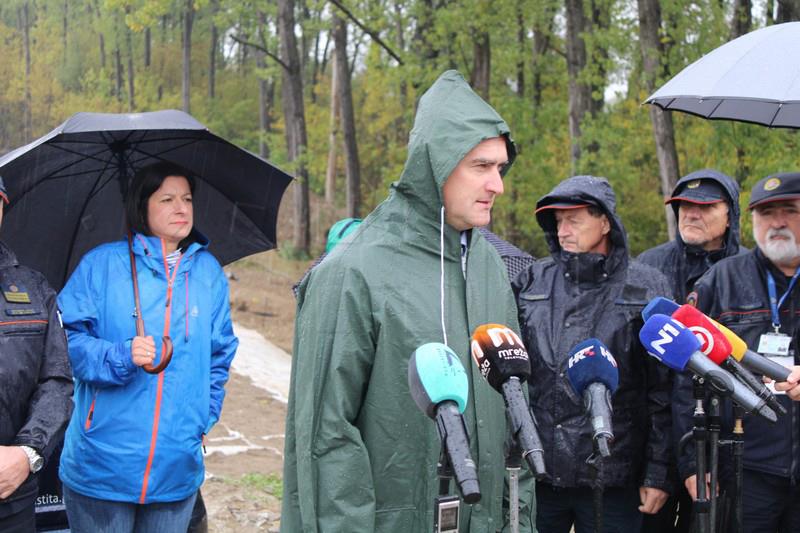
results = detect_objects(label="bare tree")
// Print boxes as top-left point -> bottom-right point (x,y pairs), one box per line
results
731,0 -> 752,39
182,0 -> 194,113
278,0 -> 311,255
21,1 -> 32,142
126,6 -> 135,111
776,0 -> 800,22
325,52 -> 340,205
333,14 -> 361,217
471,32 -> 491,100
564,0 -> 593,171
638,0 -> 680,239
144,27 -> 151,68
209,0 -> 218,99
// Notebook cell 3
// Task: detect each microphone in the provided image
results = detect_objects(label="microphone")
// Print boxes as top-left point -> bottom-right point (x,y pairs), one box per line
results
672,305 -> 786,416
717,323 -> 792,383
642,296 -> 680,321
639,315 -> 777,423
470,324 -> 546,478
408,342 -> 481,503
565,338 -> 619,457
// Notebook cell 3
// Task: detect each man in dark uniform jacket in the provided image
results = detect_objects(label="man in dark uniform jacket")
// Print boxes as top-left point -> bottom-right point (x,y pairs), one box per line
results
0,176 -> 73,532
675,172 -> 800,532
513,175 -> 673,532
638,169 -> 746,532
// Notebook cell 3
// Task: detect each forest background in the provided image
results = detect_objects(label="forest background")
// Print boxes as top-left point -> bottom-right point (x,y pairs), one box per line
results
2,0 -> 800,259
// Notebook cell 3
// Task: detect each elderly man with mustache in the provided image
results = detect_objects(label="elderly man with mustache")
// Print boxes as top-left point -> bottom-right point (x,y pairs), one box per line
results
674,173 -> 800,532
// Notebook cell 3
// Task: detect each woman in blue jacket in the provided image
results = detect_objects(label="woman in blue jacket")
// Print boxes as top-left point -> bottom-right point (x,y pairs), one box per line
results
57,162 -> 239,532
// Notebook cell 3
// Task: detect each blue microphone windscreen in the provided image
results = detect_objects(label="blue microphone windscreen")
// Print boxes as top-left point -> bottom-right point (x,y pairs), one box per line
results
408,343 -> 469,417
638,314 -> 699,371
566,338 -> 620,395
642,297 -> 680,321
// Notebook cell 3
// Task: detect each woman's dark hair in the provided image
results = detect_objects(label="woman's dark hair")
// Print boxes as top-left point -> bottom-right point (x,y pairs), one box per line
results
125,161 -> 196,240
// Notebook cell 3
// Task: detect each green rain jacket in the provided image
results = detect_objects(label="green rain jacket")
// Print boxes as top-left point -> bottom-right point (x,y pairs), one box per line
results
281,70 -> 535,532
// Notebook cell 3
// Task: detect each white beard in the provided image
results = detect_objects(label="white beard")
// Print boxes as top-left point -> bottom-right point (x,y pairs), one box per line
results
756,227 -> 800,266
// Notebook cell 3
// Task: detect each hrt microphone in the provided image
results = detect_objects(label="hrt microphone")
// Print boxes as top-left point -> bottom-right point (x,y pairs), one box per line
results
639,315 -> 777,423
565,338 -> 619,457
408,342 -> 481,503
470,324 -> 546,478
672,305 -> 786,416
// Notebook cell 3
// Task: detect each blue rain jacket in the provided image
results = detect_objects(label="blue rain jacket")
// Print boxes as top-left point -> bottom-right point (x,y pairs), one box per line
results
57,233 -> 238,503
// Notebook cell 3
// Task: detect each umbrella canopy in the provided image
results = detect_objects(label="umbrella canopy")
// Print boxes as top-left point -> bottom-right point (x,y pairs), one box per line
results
0,109 -> 293,289
646,22 -> 800,128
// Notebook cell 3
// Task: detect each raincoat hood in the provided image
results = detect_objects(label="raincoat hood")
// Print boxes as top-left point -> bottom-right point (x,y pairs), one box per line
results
393,70 -> 516,228
535,175 -> 628,282
669,168 -> 741,254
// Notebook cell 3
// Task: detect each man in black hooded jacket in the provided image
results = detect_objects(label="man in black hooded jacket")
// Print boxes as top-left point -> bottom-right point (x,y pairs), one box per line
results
637,169 -> 746,532
0,176 -> 73,532
513,175 -> 673,532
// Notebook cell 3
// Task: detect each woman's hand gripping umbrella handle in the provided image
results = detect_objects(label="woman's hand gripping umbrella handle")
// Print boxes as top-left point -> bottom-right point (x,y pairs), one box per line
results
128,233 -> 173,374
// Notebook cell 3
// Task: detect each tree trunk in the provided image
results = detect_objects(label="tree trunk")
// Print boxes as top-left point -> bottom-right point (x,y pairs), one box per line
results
62,0 -> 68,64
22,1 -> 32,142
638,0 -> 680,240
115,47 -> 123,102
125,6 -> 135,111
182,0 -> 194,113
325,52 -> 340,205
278,0 -> 310,255
333,14 -> 361,218
209,0 -> 218,99
144,27 -> 151,68
767,0 -> 775,24
471,32 -> 491,100
777,0 -> 800,22
516,2 -> 525,97
257,12 -> 270,159
731,0 -> 752,39
565,0 -> 593,172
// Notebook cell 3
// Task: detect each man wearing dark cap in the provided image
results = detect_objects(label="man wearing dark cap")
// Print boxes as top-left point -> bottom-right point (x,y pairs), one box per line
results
674,172 -> 800,532
513,175 -> 673,532
0,177 -> 73,532
639,169 -> 746,302
638,170 -> 745,533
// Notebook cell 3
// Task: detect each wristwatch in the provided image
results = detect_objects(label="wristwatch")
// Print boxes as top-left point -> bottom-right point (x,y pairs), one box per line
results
19,446 -> 44,473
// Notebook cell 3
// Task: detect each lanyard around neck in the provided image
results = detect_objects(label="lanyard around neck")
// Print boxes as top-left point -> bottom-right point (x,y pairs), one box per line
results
766,266 -> 800,332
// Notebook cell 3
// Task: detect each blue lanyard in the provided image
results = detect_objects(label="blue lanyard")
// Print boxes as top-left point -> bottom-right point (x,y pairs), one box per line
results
766,266 -> 800,332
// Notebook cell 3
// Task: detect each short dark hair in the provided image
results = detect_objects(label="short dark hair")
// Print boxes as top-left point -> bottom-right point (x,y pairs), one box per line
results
125,161 -> 196,237
586,205 -> 605,218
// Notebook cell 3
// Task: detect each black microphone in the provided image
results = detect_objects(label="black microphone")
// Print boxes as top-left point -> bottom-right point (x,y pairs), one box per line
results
470,324 -> 546,478
565,338 -> 619,457
408,342 -> 481,503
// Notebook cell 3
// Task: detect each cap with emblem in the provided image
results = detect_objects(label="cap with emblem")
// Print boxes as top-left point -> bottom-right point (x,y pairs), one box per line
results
666,178 -> 727,205
748,172 -> 800,210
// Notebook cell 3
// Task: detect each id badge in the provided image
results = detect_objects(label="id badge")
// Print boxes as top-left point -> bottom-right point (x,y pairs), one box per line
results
758,333 -> 793,395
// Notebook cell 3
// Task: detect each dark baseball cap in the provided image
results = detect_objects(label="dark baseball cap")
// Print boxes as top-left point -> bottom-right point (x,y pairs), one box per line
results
749,172 -> 800,209
534,200 -> 592,214
666,179 -> 726,205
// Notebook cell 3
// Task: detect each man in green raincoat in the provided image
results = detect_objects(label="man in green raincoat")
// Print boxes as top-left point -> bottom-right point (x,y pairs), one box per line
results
281,70 -> 535,532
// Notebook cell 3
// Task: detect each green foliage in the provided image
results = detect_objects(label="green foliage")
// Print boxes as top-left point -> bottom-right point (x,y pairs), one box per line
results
237,472 -> 283,499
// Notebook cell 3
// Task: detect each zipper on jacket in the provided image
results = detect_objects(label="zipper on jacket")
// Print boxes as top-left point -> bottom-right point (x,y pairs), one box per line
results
84,393 -> 97,431
139,240 -> 184,504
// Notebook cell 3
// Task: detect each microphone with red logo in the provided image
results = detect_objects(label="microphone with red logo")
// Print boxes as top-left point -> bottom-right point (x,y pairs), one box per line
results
565,339 -> 619,457
671,304 -> 786,416
471,324 -> 546,478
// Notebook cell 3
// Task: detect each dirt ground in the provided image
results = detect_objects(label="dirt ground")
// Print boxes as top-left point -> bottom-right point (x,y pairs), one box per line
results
201,191 -> 337,532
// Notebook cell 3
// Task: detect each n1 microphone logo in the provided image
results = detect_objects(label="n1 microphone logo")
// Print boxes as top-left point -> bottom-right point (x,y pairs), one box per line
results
688,326 -> 714,356
647,321 -> 681,361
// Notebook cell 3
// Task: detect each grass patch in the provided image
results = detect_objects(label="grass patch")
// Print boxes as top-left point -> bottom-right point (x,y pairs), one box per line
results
237,473 -> 283,500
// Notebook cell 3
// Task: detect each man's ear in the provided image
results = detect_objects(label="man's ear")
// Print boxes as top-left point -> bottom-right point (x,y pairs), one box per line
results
601,215 -> 611,235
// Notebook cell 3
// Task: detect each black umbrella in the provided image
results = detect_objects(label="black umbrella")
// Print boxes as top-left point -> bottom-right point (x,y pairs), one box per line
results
0,109 -> 293,290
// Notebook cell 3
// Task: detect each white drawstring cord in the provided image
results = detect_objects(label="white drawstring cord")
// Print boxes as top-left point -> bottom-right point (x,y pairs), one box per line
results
440,206 -> 448,346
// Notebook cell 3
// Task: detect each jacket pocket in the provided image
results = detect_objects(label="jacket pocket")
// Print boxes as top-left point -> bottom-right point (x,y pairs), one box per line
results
0,319 -> 47,336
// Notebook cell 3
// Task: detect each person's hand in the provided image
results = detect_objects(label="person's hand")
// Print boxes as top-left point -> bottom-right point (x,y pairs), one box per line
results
773,366 -> 800,401
0,446 -> 30,498
684,474 -> 717,500
131,336 -> 156,367
639,486 -> 669,514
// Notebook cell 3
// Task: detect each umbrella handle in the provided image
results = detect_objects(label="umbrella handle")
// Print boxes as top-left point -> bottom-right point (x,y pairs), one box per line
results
128,233 -> 173,375
143,336 -> 174,374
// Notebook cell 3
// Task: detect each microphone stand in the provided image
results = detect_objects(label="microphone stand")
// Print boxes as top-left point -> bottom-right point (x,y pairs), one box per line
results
505,438 -> 522,533
691,376 -> 710,533
731,405 -> 744,533
586,447 -> 604,533
434,445 -> 460,533
708,395 -> 721,532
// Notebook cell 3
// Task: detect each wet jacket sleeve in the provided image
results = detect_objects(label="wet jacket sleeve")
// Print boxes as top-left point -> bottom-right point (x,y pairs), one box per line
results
289,267 -> 378,531
58,255 -> 138,387
205,272 -> 238,434
641,275 -> 676,493
14,284 -> 73,462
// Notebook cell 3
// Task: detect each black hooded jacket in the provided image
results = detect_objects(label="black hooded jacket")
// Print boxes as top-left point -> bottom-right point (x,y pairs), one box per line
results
638,169 -> 747,300
512,176 -> 674,491
0,241 -> 73,518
